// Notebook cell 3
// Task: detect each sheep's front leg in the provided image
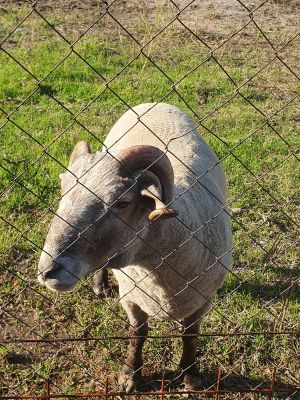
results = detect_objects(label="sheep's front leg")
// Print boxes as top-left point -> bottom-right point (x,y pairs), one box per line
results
92,269 -> 109,296
180,301 -> 212,390
119,302 -> 148,393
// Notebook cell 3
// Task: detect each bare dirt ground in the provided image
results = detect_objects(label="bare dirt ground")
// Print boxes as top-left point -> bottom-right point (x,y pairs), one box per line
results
2,0 -> 300,43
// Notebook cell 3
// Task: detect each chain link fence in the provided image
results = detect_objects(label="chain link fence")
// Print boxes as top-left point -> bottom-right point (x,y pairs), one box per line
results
0,0 -> 299,398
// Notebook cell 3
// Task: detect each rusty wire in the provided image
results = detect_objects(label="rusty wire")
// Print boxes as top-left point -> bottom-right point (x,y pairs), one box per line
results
1,0 -> 299,398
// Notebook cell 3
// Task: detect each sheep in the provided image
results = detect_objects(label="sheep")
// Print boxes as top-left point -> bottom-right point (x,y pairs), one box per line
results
37,102 -> 232,393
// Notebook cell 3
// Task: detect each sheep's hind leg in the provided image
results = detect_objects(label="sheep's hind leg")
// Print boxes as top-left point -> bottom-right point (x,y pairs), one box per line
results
92,269 -> 109,296
180,301 -> 212,390
119,302 -> 148,393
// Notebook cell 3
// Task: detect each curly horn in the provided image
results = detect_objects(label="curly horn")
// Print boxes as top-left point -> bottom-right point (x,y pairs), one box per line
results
116,145 -> 174,204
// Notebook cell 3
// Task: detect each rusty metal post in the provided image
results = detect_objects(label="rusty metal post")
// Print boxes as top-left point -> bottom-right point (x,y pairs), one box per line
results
160,371 -> 165,400
215,368 -> 222,400
46,379 -> 50,400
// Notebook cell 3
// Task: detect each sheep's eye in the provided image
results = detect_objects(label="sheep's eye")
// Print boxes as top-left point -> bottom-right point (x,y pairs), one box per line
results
115,201 -> 130,209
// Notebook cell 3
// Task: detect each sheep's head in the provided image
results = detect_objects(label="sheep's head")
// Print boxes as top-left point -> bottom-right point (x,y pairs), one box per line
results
37,141 -> 177,292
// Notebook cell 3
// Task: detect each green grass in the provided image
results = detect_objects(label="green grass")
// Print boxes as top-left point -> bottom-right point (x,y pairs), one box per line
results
0,1 -> 299,398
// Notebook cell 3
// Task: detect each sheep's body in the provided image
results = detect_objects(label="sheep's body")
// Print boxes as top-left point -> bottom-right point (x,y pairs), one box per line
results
104,103 -> 232,321
38,102 -> 232,391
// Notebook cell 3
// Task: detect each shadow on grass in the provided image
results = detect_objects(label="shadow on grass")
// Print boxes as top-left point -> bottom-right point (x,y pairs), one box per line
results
5,351 -> 34,365
222,267 -> 299,302
138,369 -> 298,397
39,84 -> 57,97
235,280 -> 299,302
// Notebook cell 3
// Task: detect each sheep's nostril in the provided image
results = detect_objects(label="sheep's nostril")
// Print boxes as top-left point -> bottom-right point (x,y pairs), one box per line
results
43,262 -> 63,280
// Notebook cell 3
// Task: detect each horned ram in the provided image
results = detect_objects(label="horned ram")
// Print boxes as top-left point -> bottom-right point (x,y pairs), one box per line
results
38,103 -> 232,392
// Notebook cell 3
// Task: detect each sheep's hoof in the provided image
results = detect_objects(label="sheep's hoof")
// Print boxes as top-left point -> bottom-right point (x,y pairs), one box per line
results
92,271 -> 109,297
118,366 -> 139,394
92,282 -> 108,297
183,373 -> 201,391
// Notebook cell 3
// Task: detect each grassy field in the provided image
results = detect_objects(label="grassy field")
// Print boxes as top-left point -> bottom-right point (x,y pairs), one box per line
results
0,1 -> 299,398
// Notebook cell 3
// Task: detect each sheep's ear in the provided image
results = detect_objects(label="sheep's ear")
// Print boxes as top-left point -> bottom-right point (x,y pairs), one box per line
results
141,188 -> 178,222
69,141 -> 92,167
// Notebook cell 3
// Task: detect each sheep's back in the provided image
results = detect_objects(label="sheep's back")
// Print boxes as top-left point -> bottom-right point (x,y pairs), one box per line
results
103,103 -> 226,197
